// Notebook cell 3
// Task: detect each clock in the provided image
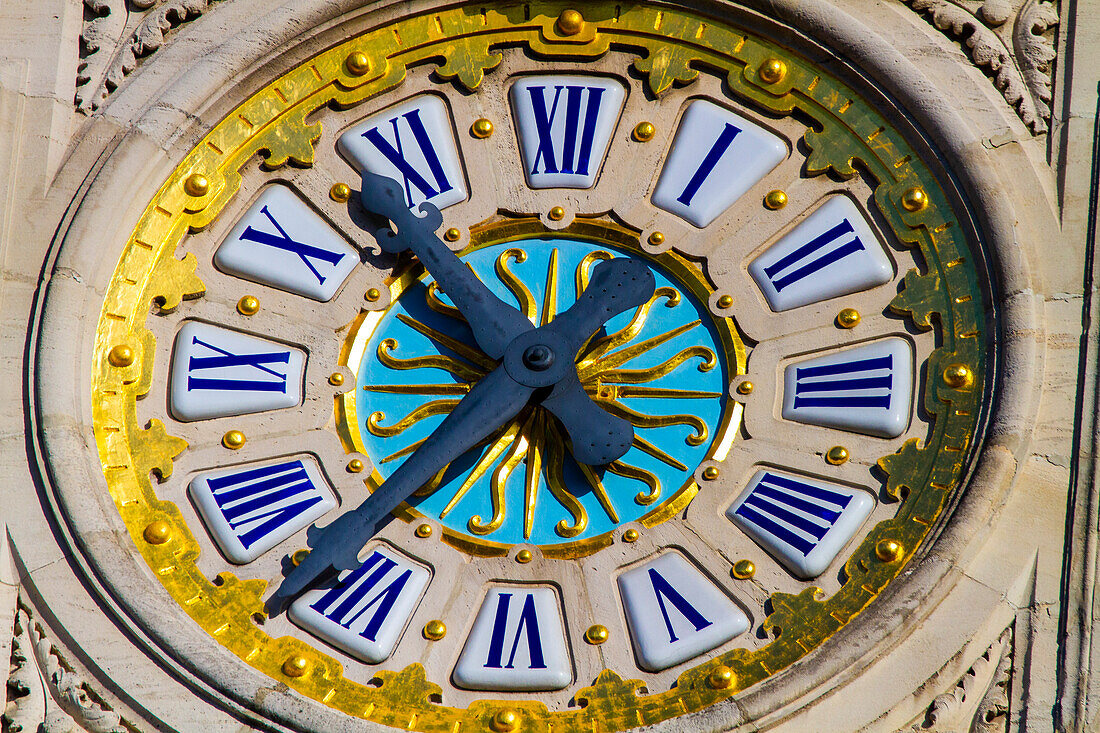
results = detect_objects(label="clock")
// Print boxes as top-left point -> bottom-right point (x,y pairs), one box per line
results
84,3 -> 990,730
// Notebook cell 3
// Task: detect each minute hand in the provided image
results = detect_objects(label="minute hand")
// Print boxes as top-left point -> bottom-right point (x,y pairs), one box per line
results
360,171 -> 531,359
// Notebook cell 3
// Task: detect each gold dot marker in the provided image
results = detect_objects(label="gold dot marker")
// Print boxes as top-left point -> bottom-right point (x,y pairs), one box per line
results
732,559 -> 755,579
236,295 -> 260,316
943,363 -> 974,389
423,619 -> 447,641
143,520 -> 171,545
345,51 -> 370,76
717,294 -> 734,309
736,381 -> 754,396
347,459 -> 364,473
622,528 -> 639,543
556,9 -> 584,35
516,549 -> 533,564
414,523 -> 433,538
702,466 -> 720,480
290,549 -> 309,567
108,344 -> 135,367
764,189 -> 788,210
548,206 -> 566,221
585,624 -> 609,645
632,121 -> 656,142
444,227 -> 461,242
183,173 -> 209,197
648,231 -> 665,246
222,430 -> 246,449
708,665 -> 735,690
901,187 -> 928,212
281,655 -> 309,678
825,446 -> 850,465
365,288 -> 381,302
328,372 -> 345,386
329,182 -> 351,203
836,307 -> 861,329
875,539 -> 903,562
471,118 -> 494,138
758,58 -> 787,84
490,709 -> 519,733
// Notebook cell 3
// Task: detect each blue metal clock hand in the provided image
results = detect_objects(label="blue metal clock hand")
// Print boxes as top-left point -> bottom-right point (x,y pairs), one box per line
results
359,170 -> 531,359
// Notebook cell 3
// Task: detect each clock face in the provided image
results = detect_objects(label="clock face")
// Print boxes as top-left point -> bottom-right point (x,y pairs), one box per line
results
89,4 -> 989,730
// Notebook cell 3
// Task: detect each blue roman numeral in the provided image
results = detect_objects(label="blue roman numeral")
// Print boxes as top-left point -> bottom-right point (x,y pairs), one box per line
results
792,354 -> 893,409
237,205 -> 347,285
310,551 -> 413,642
675,122 -> 741,206
647,568 -> 712,644
762,218 -> 866,292
527,84 -> 606,176
361,107 -> 453,208
186,336 -> 289,393
484,593 -> 547,670
207,460 -> 324,550
734,472 -> 852,556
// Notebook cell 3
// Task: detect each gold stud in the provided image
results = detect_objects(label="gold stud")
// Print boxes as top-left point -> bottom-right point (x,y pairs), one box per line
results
281,655 -> 309,678
516,549 -> 533,564
423,619 -> 447,641
901,187 -> 928,212
632,121 -> 656,142
108,344 -> 135,367
556,9 -> 584,35
622,528 -> 639,542
758,58 -> 787,84
736,381 -> 754,396
345,51 -> 370,76
236,295 -> 260,316
708,665 -> 735,690
943,363 -> 974,389
444,227 -> 461,242
764,189 -> 788,210
490,709 -> 519,733
365,288 -> 381,302
836,307 -> 861,329
825,446 -> 850,465
585,624 -> 609,645
290,549 -> 309,567
875,539 -> 903,562
717,294 -> 734,309
222,430 -> 246,450
471,118 -> 494,138
183,173 -> 209,197
328,372 -> 345,386
329,182 -> 351,203
702,466 -> 720,480
732,559 -> 756,579
414,523 -> 433,538
143,520 -> 171,545
548,206 -> 566,221
648,231 -> 665,246
347,459 -> 364,473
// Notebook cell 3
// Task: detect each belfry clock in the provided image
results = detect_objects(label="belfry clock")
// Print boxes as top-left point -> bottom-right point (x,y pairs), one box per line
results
86,3 -> 991,730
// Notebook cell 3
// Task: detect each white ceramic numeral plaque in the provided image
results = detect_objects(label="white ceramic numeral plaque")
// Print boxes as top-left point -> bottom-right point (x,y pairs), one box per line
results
726,469 -> 875,579
510,75 -> 626,189
189,456 -> 336,564
169,321 -> 305,421
289,546 -> 431,664
781,337 -> 914,438
651,99 -> 786,227
748,195 -> 894,311
337,94 -> 467,212
617,553 -> 749,672
453,586 -> 571,691
214,184 -> 358,301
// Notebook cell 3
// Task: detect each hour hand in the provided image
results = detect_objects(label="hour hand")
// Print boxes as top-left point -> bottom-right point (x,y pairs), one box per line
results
357,171 -> 531,359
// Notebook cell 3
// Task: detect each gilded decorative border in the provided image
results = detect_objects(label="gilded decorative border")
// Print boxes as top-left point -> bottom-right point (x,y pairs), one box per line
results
91,3 -> 986,730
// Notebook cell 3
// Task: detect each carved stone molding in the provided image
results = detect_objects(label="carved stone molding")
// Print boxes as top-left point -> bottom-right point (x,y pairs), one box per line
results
76,0 -> 217,113
901,0 -> 1059,134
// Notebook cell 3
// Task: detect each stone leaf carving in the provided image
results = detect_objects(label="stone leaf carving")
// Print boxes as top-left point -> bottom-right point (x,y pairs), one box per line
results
902,0 -> 1058,134
908,625 -> 1013,731
77,0 -> 216,113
